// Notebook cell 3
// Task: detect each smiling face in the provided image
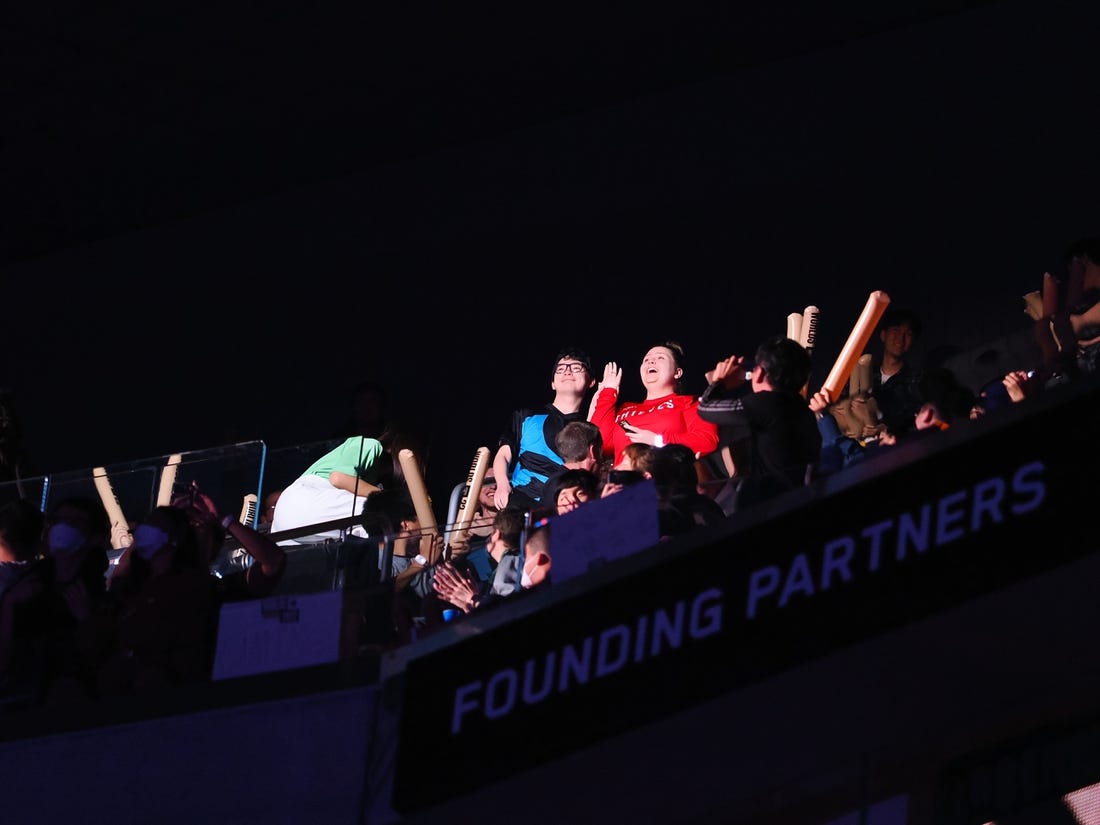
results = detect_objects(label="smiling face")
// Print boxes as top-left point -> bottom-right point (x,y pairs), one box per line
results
552,358 -> 592,396
880,323 -> 915,360
555,484 -> 591,515
639,346 -> 682,396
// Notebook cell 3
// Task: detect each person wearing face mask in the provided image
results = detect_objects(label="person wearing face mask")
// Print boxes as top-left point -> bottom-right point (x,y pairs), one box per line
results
0,497 -> 113,704
98,506 -> 217,696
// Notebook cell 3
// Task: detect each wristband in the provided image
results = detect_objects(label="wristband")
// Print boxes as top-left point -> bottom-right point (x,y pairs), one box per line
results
220,515 -> 236,531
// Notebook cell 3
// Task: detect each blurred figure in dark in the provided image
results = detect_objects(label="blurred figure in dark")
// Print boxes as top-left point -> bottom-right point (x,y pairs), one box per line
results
0,389 -> 33,499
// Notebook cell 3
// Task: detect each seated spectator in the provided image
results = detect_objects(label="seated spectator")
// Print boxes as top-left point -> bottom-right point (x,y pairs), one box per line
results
543,420 -> 608,494
617,442 -> 655,477
913,366 -> 976,433
431,507 -> 530,615
550,468 -> 601,516
809,389 -> 897,476
256,488 -> 282,533
650,444 -> 726,538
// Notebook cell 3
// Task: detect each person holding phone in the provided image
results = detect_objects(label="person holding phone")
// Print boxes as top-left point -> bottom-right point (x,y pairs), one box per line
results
589,341 -> 719,467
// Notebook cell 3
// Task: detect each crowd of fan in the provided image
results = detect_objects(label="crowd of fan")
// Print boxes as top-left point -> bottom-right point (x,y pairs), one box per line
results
2,236 -> 1099,706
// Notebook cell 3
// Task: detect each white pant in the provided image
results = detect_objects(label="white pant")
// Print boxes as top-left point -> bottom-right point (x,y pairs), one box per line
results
269,474 -> 369,545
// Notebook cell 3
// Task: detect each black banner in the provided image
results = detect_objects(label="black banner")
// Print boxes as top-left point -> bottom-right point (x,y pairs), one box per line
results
393,382 -> 1100,813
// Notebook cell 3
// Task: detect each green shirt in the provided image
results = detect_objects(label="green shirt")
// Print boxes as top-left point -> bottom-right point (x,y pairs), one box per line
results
303,436 -> 386,484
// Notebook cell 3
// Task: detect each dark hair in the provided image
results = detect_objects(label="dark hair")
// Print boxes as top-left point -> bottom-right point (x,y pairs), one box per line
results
494,506 -> 526,548
552,346 -> 592,380
361,488 -> 418,536
877,307 -> 923,338
554,421 -> 602,463
754,335 -> 812,395
550,468 -> 600,506
649,444 -> 699,500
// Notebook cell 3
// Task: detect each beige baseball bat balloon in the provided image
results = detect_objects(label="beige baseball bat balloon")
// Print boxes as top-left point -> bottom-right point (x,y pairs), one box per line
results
786,313 -> 803,342
397,447 -> 440,561
1041,272 -> 1059,318
156,453 -> 183,507
799,305 -> 820,352
93,467 -> 132,549
448,446 -> 490,554
849,353 -> 873,397
822,291 -> 891,400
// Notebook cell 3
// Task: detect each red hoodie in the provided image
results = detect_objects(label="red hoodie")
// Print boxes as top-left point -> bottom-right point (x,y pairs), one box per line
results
591,388 -> 719,465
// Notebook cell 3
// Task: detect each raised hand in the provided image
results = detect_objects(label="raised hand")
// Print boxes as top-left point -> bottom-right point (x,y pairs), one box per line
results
601,362 -> 622,391
705,355 -> 746,389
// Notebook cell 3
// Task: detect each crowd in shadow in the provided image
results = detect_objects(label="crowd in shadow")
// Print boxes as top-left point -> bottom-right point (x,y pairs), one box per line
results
3,236 -> 1099,708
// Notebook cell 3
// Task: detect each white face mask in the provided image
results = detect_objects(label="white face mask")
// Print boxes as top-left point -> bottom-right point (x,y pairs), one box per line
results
48,523 -> 85,556
132,524 -> 171,561
520,569 -> 534,589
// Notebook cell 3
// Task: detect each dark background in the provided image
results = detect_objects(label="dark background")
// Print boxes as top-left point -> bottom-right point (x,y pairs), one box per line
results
2,0 -> 1096,513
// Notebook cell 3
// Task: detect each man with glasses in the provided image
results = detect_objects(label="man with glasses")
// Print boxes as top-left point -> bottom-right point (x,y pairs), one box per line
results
491,347 -> 596,514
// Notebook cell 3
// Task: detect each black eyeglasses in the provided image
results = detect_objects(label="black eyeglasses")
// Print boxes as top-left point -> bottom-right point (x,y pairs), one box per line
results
554,363 -> 587,374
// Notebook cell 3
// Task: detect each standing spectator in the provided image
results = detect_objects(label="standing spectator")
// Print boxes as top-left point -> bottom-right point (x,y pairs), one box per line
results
870,307 -> 925,437
491,347 -> 597,513
698,336 -> 820,511
589,341 -> 719,466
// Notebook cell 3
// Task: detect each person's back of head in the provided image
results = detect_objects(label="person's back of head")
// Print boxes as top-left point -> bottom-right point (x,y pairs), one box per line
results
650,444 -> 699,500
755,335 -> 812,395
361,488 -> 418,537
554,421 -> 602,466
493,506 -> 526,551
619,442 -> 655,476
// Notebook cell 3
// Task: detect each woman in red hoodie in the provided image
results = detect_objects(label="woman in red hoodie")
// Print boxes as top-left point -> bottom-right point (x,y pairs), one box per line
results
589,341 -> 719,466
